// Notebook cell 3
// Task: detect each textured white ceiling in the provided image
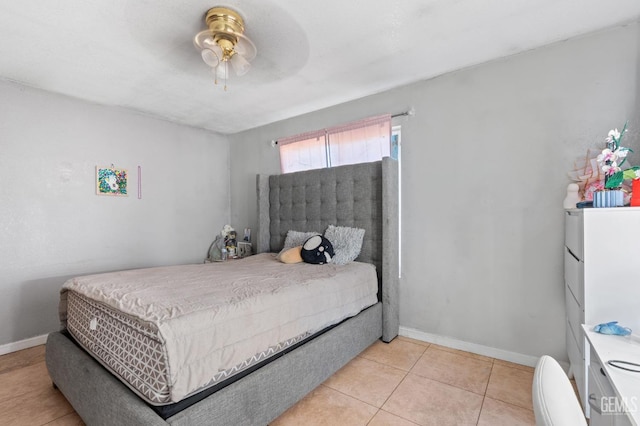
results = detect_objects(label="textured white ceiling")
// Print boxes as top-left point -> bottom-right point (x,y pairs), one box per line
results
1,1 -> 639,134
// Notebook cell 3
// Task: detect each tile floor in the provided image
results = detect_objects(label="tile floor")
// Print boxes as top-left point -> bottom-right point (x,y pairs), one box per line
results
273,337 -> 536,425
0,336 -> 537,425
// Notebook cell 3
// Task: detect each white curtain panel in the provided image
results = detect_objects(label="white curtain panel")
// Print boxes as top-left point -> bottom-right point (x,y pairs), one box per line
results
278,114 -> 391,173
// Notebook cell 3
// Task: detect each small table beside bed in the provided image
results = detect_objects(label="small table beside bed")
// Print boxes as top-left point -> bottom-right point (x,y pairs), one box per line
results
45,158 -> 399,426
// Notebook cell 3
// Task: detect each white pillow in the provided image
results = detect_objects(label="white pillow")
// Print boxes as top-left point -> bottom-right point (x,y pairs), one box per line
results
324,225 -> 365,265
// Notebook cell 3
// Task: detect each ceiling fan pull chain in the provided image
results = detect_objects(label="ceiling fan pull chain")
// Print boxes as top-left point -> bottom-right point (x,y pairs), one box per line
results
224,61 -> 228,91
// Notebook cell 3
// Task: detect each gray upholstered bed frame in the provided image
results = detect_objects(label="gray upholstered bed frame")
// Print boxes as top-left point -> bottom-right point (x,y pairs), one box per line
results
45,158 -> 399,426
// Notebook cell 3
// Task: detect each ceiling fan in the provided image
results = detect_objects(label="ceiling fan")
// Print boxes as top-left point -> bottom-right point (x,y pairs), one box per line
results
193,6 -> 257,90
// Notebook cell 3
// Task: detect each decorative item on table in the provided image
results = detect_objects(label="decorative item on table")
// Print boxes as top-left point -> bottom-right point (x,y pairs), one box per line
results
237,241 -> 252,258
632,178 -> 640,206
593,321 -> 631,336
583,179 -> 604,203
594,122 -> 640,207
563,183 -> 581,209
222,224 -> 237,257
206,224 -> 236,262
566,148 -> 603,204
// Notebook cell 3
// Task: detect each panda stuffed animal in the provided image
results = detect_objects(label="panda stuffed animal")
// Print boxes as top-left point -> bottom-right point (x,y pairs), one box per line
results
301,235 -> 334,264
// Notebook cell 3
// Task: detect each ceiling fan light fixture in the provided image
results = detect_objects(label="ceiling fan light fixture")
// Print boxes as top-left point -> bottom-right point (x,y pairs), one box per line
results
215,61 -> 228,80
201,48 -> 220,68
230,52 -> 251,76
193,6 -> 256,90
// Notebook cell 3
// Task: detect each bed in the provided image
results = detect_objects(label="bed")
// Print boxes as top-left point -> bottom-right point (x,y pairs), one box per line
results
45,157 -> 399,426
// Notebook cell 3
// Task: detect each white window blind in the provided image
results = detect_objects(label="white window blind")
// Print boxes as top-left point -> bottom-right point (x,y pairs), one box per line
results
279,114 -> 391,173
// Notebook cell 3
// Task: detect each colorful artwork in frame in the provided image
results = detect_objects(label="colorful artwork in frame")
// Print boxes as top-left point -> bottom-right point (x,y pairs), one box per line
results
96,166 -> 128,196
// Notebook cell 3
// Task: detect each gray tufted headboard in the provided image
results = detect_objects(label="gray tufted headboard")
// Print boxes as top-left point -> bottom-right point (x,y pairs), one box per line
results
256,157 -> 399,342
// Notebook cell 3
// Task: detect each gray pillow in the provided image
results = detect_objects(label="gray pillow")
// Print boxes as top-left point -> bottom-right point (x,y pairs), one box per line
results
324,225 -> 365,265
277,230 -> 321,258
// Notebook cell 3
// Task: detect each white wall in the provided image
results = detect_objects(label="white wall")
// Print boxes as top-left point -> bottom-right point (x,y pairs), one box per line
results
0,81 -> 230,346
229,23 -> 640,361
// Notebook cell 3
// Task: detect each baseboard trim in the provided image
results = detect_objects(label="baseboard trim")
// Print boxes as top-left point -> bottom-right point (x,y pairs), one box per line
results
399,326 -> 569,372
3,329 -> 566,370
0,334 -> 48,356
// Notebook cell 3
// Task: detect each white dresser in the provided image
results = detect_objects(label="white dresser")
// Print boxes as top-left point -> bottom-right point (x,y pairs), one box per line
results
565,208 -> 640,416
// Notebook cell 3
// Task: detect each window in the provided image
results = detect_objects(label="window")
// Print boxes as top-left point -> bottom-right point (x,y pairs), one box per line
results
278,115 -> 403,277
279,115 -> 393,173
279,133 -> 327,174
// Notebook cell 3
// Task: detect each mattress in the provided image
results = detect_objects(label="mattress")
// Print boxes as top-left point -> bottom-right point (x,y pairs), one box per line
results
60,253 -> 378,405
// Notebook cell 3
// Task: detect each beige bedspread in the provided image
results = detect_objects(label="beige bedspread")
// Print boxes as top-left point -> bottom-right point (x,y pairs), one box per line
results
60,253 -> 378,402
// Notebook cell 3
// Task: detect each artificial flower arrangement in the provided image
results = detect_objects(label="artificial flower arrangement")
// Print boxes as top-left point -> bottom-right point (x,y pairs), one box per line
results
596,122 -> 640,189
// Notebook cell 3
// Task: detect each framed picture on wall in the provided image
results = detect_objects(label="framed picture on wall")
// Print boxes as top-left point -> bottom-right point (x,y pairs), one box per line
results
96,166 -> 128,196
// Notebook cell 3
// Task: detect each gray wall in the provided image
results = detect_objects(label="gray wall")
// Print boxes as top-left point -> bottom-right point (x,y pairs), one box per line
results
229,23 -> 640,361
0,81 -> 230,346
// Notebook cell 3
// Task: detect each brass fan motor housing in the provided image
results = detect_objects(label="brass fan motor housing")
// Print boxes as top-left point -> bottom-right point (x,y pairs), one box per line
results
205,7 -> 245,34
206,7 -> 246,55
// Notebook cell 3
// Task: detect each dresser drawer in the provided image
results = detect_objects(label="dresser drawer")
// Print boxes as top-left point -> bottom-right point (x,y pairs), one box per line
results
588,364 -> 615,425
566,285 -> 583,356
565,210 -> 583,260
567,320 -> 585,404
564,247 -> 584,303
589,344 -> 614,396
